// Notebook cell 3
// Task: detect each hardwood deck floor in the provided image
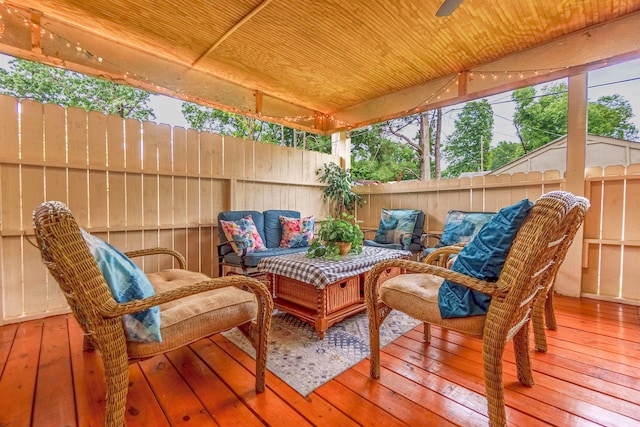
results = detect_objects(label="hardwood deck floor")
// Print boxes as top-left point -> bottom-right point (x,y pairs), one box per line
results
0,295 -> 639,426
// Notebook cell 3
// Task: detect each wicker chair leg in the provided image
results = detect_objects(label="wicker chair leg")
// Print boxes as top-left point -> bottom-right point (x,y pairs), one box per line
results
483,338 -> 507,427
513,324 -> 534,386
83,335 -> 96,352
544,289 -> 557,330
532,293 -> 549,353
102,351 -> 130,427
254,298 -> 273,392
423,322 -> 431,342
368,305 -> 383,379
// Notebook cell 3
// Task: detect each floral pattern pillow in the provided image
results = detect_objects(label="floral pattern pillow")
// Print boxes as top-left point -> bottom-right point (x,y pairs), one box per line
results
220,215 -> 266,255
279,215 -> 315,248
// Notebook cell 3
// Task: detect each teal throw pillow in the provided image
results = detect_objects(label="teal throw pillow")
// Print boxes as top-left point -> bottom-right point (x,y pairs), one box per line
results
438,199 -> 534,319
81,230 -> 162,342
374,209 -> 420,250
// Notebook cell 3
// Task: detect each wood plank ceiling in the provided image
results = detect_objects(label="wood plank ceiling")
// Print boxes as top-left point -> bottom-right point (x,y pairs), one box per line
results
1,0 -> 639,134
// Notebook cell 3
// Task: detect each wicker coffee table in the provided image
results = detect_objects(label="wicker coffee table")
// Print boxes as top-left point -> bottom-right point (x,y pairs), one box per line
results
257,246 -> 410,338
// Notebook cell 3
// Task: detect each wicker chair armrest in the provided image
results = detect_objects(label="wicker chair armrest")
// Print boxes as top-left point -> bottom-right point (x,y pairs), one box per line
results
422,245 -> 464,266
364,259 -> 506,305
124,248 -> 187,269
98,275 -> 272,318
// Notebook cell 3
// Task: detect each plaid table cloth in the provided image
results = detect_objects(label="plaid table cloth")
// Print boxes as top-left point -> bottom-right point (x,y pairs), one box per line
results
257,246 -> 411,289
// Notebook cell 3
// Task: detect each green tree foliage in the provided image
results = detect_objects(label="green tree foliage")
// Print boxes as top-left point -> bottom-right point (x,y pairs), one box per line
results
513,83 -> 638,152
588,95 -> 639,140
350,124 -> 419,182
442,99 -> 494,177
0,58 -> 155,120
488,141 -> 524,169
181,102 -> 331,152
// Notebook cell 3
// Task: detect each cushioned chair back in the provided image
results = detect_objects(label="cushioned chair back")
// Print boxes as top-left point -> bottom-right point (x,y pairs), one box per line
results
263,210 -> 300,248
485,192 -> 586,342
33,201 -> 122,349
437,210 -> 495,247
217,210 -> 265,255
410,211 -> 425,246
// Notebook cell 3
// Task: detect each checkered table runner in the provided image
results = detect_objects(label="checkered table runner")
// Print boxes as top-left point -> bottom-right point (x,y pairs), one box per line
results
257,246 -> 411,289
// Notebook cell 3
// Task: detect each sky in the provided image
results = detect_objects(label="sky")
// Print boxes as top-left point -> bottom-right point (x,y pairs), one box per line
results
1,53 -> 639,144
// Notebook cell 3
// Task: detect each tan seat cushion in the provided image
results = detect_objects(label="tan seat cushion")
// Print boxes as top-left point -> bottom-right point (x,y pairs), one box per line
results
380,273 -> 486,337
127,269 -> 257,358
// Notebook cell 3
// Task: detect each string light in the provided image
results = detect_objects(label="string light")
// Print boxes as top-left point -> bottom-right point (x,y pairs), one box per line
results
0,1 -> 609,130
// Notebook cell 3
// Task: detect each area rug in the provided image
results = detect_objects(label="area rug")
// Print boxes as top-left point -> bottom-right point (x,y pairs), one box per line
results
221,310 -> 421,396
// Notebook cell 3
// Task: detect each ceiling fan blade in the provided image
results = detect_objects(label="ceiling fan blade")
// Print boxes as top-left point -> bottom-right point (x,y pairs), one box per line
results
436,0 -> 464,16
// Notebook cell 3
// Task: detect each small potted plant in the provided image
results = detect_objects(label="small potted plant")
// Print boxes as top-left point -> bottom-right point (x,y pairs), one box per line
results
307,212 -> 364,260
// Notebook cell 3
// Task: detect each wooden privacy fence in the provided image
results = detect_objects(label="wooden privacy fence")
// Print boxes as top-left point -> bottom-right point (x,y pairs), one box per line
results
582,165 -> 640,302
2,94 -> 638,324
355,169 -> 640,306
0,95 -> 336,324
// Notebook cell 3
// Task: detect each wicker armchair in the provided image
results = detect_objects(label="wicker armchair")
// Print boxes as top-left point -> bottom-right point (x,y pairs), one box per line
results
364,191 -> 588,427
32,201 -> 273,427
423,196 -> 589,352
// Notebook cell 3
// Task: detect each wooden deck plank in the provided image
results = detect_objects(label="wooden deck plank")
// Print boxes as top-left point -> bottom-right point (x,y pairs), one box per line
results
125,363 -> 170,427
0,320 -> 43,427
190,337 -> 315,426
211,334 -> 361,427
164,345 -> 265,427
68,315 -> 107,426
314,379 -> 408,427
1,295 -> 639,426
138,354 -> 218,426
334,363 -> 458,426
0,323 -> 18,376
32,315 -> 76,427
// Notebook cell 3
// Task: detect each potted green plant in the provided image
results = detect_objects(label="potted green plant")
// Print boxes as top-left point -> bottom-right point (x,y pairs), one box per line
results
307,212 -> 364,260
316,162 -> 364,217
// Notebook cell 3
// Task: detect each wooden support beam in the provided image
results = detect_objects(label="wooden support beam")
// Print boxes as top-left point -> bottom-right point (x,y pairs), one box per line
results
457,71 -> 468,97
254,90 -> 263,115
30,10 -> 42,54
191,0 -> 274,67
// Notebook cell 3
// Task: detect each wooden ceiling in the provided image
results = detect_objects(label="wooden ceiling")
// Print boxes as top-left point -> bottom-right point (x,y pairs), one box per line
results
1,0 -> 639,134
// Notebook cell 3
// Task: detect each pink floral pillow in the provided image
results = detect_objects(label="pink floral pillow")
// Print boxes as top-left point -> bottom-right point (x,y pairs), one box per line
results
279,215 -> 315,248
220,215 -> 266,256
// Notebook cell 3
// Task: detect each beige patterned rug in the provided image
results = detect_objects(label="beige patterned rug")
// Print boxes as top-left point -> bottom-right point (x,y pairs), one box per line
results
221,310 -> 421,396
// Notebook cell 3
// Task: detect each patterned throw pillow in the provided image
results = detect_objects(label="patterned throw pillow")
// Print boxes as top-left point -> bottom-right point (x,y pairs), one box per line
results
220,214 -> 266,256
279,215 -> 315,248
438,199 -> 534,319
81,229 -> 162,343
374,209 -> 420,250
437,210 -> 496,247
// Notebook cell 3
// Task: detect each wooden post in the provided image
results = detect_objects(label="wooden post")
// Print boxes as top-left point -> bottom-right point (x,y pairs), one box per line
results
557,72 -> 588,297
331,131 -> 351,170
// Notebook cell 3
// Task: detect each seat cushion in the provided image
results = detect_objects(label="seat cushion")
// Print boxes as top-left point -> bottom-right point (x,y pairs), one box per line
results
380,273 -> 485,336
374,209 -> 420,250
438,199 -> 534,319
264,210 -> 300,248
81,229 -> 161,343
223,246 -> 309,268
127,269 -> 257,358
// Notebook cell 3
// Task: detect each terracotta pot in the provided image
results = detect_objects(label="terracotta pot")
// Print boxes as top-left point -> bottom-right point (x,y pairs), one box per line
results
336,241 -> 352,255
